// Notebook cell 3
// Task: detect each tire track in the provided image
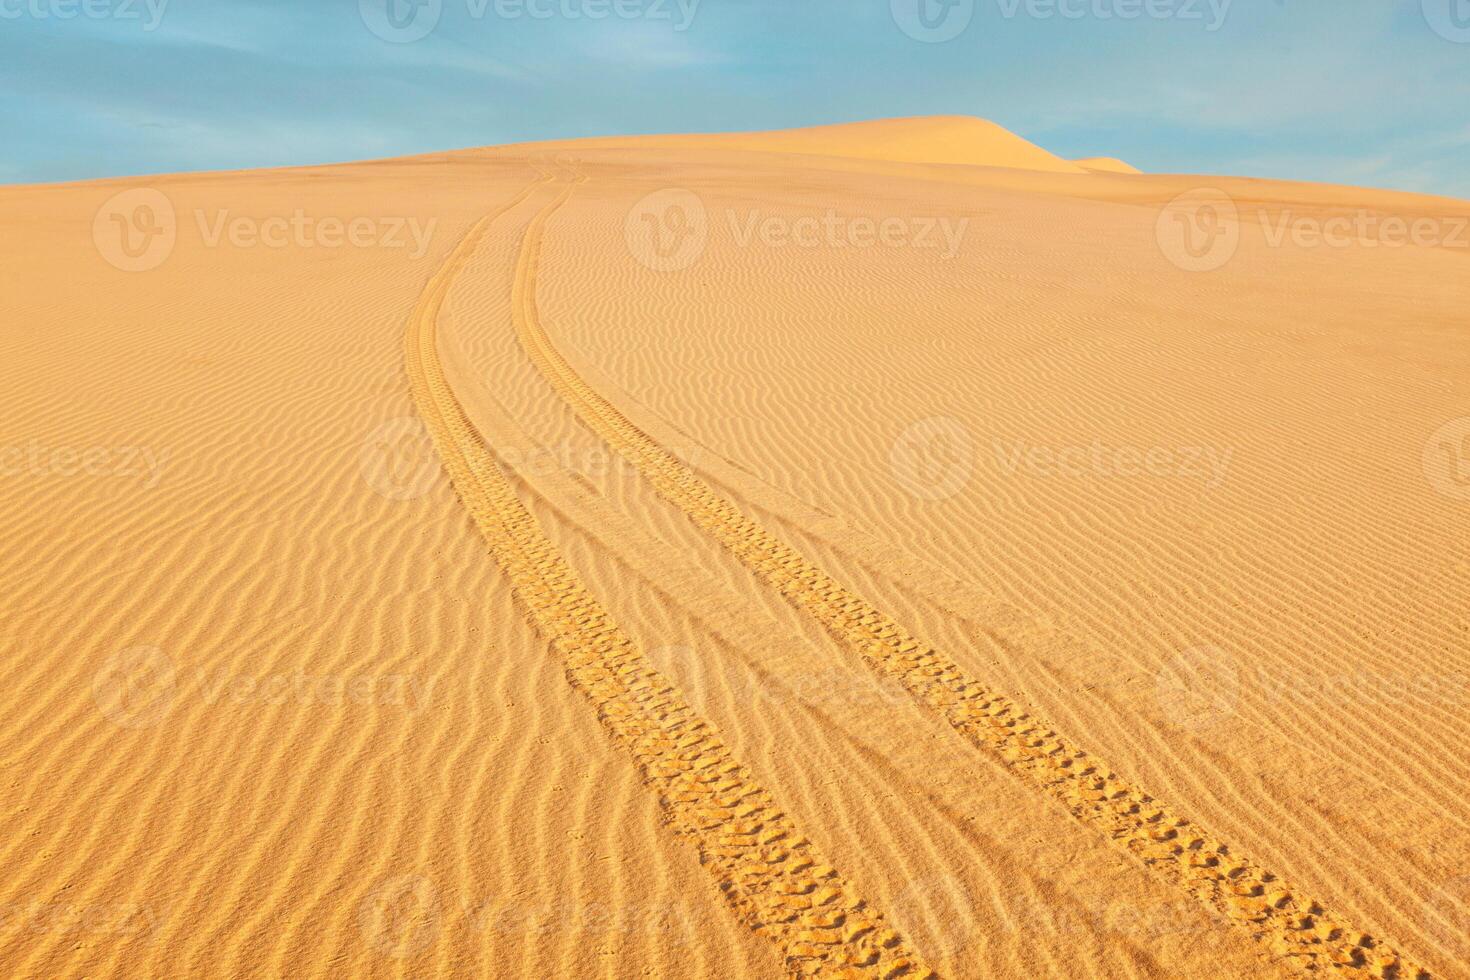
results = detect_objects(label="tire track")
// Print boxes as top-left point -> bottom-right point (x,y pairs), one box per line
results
405,176 -> 936,979
508,174 -> 1431,980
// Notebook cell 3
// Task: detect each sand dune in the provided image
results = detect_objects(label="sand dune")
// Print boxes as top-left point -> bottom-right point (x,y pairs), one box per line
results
1,118 -> 1467,978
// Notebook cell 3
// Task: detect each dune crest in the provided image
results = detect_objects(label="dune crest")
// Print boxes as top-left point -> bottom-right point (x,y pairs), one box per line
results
551,115 -> 1091,173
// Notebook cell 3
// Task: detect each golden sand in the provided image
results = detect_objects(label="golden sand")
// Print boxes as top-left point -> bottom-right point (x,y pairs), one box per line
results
1,117 -> 1467,978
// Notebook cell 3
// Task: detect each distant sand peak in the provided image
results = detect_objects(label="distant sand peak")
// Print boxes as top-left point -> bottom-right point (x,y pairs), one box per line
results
542,115 -> 1135,175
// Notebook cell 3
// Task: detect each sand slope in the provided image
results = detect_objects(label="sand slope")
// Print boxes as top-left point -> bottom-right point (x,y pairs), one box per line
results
1,118 -> 1468,978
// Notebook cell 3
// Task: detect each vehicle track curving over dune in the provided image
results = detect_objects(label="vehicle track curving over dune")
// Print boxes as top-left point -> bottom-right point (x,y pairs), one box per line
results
506,172 -> 1431,980
404,174 -> 936,979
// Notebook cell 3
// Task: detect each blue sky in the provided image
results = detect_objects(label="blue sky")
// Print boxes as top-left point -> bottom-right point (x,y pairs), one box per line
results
3,0 -> 1468,197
